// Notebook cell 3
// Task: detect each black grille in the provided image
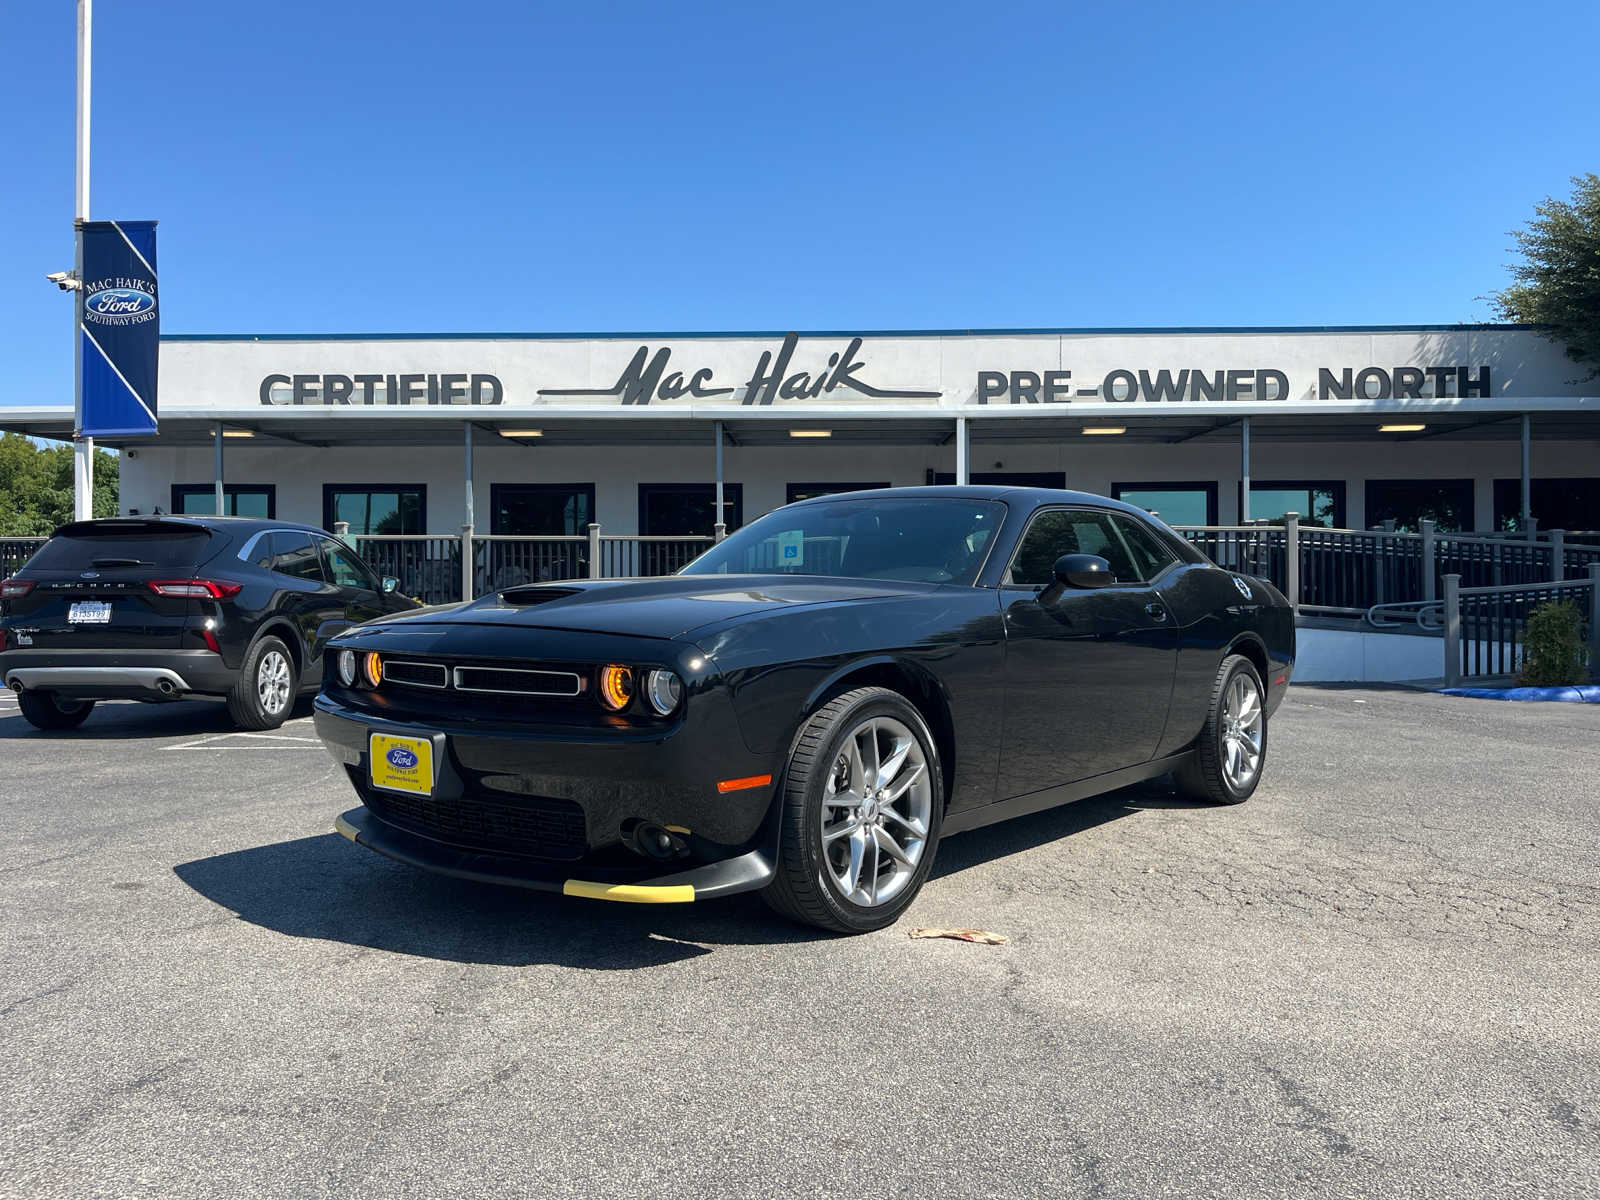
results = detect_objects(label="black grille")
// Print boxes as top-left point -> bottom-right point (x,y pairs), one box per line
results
453,665 -> 582,696
363,788 -> 588,861
382,659 -> 449,689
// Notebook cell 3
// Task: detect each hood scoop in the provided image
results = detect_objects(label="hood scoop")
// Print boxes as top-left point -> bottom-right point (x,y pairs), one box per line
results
498,585 -> 582,607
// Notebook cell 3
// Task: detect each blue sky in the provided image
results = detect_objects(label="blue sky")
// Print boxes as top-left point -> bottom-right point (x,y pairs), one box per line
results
2,0 -> 1596,408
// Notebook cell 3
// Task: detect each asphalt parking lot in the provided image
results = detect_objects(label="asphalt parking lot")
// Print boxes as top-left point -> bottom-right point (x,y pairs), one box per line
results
2,685 -> 1597,1200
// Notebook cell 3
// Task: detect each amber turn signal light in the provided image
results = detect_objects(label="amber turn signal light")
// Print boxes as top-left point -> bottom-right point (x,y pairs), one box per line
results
598,665 -> 634,711
363,651 -> 383,688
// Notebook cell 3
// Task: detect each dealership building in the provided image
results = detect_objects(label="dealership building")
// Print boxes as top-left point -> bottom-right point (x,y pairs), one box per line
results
4,324 -> 1598,539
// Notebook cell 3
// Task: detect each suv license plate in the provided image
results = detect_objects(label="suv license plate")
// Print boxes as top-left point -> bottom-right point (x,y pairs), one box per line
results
67,601 -> 112,624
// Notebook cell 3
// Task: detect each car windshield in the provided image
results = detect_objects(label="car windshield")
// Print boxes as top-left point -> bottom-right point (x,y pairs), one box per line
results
680,497 -> 1006,584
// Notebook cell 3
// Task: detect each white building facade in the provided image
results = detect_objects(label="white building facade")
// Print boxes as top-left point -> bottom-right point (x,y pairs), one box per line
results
7,324 -> 1599,538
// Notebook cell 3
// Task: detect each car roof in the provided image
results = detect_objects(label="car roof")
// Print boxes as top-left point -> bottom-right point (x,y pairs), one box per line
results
52,515 -> 330,538
783,484 -> 1157,518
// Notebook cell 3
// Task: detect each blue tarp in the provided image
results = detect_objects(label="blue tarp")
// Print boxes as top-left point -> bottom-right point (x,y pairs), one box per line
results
1438,685 -> 1600,703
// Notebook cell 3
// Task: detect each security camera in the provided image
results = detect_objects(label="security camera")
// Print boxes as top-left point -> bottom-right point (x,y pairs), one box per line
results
46,270 -> 82,291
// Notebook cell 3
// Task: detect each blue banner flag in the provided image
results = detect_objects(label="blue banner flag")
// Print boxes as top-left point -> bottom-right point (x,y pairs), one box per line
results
78,219 -> 159,437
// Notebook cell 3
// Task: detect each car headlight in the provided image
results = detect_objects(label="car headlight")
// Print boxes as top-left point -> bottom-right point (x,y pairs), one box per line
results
644,669 -> 683,715
337,649 -> 357,687
598,664 -> 634,711
362,651 -> 383,688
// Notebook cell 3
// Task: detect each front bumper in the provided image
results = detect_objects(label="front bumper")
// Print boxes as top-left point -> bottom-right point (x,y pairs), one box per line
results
313,691 -> 784,895
334,804 -> 775,902
0,648 -> 237,700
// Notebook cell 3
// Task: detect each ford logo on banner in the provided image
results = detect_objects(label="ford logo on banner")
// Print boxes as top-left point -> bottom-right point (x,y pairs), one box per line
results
386,747 -> 419,770
85,287 -> 157,321
78,220 -> 159,438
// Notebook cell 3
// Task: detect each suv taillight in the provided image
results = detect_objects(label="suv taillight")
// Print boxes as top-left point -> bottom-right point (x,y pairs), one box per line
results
148,579 -> 243,599
0,578 -> 34,599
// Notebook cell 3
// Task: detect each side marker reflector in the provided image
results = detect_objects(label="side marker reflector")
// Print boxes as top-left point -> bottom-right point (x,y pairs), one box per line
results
1275,675 -> 1287,685
716,774 -> 773,794
562,880 -> 695,904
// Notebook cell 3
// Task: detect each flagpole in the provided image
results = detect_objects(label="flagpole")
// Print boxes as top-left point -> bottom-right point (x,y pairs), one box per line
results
73,0 -> 93,521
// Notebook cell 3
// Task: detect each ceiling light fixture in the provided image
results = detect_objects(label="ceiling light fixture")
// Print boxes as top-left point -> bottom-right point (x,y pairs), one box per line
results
1081,426 -> 1126,436
1378,423 -> 1427,433
221,428 -> 255,438
789,429 -> 832,438
500,429 -> 544,438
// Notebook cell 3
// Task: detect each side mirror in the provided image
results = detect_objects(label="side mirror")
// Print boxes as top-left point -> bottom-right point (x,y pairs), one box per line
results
381,576 -> 398,594
1054,553 -> 1115,589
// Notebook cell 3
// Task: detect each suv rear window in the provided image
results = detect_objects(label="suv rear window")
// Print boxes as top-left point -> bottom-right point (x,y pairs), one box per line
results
25,527 -> 216,573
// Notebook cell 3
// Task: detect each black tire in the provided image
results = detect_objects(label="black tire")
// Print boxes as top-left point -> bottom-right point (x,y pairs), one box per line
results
1175,653 -> 1267,805
227,635 -> 297,730
17,691 -> 95,731
762,686 -> 945,934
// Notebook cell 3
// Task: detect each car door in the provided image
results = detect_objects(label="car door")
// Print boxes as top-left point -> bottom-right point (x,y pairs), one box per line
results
316,535 -> 389,628
261,531 -> 338,684
996,506 -> 1178,799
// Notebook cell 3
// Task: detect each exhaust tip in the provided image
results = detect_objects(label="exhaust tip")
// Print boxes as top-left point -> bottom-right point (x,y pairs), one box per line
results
155,678 -> 177,697
8,681 -> 22,695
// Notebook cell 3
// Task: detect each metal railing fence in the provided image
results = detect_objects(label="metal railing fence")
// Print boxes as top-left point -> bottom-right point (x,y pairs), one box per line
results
1,538 -> 47,578
1441,568 -> 1600,685
1172,516 -> 1600,619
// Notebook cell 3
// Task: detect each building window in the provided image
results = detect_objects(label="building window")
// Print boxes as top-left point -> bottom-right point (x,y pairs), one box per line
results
638,483 -> 743,535
1492,478 -> 1600,533
1364,479 -> 1474,532
786,482 -> 891,504
1111,482 -> 1218,527
171,484 -> 276,519
930,471 -> 1067,488
1244,481 -> 1346,528
491,484 -> 595,535
322,484 -> 426,535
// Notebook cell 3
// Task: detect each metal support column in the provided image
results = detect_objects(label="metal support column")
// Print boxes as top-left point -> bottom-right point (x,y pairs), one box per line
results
1240,416 -> 1251,523
463,422 -> 475,530
955,417 -> 969,485
1283,511 -> 1300,615
713,421 -> 726,541
1421,519 -> 1437,602
71,0 -> 94,521
1521,413 -> 1532,531
213,421 -> 224,514
1442,574 -> 1462,687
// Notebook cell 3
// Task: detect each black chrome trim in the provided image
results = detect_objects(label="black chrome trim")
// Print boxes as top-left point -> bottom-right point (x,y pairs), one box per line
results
382,659 -> 450,689
452,665 -> 583,697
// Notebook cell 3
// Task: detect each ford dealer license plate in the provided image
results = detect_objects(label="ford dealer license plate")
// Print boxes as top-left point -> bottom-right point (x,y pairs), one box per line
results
67,601 -> 112,624
369,732 -> 434,796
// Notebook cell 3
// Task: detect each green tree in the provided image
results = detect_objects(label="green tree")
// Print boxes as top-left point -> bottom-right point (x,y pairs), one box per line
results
1491,173 -> 1600,379
0,433 -> 119,536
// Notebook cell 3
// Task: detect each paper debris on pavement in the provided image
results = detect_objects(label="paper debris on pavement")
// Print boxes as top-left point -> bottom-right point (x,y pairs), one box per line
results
908,927 -> 1009,945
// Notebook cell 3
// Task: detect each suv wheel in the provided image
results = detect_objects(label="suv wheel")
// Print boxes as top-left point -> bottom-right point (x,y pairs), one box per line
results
227,636 -> 297,730
18,692 -> 96,731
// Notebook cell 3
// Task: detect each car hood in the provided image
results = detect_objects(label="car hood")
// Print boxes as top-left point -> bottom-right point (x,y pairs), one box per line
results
360,575 -> 937,640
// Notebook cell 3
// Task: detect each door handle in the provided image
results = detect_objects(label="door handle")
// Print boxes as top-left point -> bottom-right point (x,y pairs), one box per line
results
1145,601 -> 1169,621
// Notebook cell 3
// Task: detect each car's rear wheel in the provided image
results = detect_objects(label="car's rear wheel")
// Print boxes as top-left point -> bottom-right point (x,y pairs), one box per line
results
763,687 -> 944,934
17,691 -> 95,731
1176,653 -> 1266,805
227,636 -> 296,730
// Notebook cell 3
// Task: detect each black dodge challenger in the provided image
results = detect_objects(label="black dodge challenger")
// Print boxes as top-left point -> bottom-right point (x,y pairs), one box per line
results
315,487 -> 1294,932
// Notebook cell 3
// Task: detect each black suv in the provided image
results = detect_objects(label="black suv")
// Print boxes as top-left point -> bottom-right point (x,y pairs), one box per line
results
0,516 -> 419,731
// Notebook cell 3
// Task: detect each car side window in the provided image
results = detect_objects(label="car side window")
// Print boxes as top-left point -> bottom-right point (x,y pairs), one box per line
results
271,532 -> 324,582
1007,509 -> 1140,586
1111,515 -> 1179,583
318,537 -> 377,591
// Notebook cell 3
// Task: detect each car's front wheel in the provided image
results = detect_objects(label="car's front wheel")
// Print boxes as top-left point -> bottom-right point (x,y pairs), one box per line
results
1176,653 -> 1267,805
17,691 -> 95,731
763,686 -> 944,934
227,636 -> 297,730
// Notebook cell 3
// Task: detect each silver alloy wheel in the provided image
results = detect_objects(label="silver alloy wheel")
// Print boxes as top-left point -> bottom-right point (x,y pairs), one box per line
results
258,650 -> 292,716
820,715 -> 933,908
1220,672 -> 1264,790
